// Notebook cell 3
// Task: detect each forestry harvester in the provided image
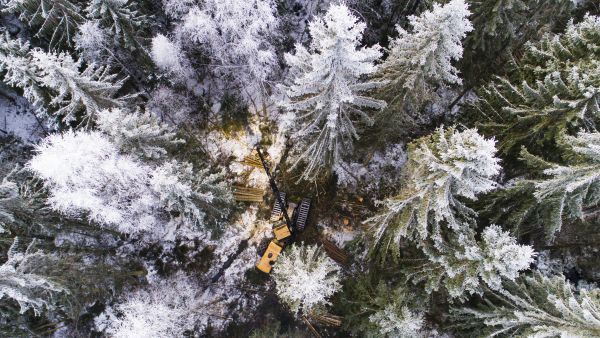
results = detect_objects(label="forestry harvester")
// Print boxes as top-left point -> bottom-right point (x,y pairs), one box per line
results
254,146 -> 311,273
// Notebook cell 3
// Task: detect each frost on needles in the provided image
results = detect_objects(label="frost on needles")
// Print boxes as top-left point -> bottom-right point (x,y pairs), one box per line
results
272,244 -> 342,316
377,0 -> 473,107
366,126 -> 534,300
281,3 -> 387,181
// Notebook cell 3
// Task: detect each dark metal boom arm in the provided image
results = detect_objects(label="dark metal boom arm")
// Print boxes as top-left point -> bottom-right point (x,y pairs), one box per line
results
255,145 -> 293,229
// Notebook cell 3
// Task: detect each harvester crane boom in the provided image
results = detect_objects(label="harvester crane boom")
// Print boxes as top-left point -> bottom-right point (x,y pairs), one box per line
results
255,145 -> 293,230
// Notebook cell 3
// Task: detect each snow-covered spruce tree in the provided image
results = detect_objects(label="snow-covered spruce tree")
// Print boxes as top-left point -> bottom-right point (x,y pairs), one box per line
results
377,0 -> 473,106
465,0 -> 571,55
74,20 -> 109,64
468,14 -> 600,162
27,130 -> 161,235
468,15 -> 600,239
471,0 -> 526,42
511,132 -> 600,239
461,0 -> 572,86
339,277 -> 427,338
0,35 -> 130,126
365,127 -> 500,259
98,272 -> 252,336
2,0 -> 84,48
150,34 -> 194,84
0,33 -> 47,114
32,49 -> 131,125
97,274 -> 200,338
180,0 -> 279,85
451,272 -> 600,337
272,244 -> 341,316
282,3 -> 387,181
97,107 -> 184,160
0,239 -> 66,317
27,130 -> 232,239
465,0 -> 535,52
0,143 -> 145,335
369,304 -> 424,338
413,224 -> 535,300
535,132 -> 600,214
86,0 -> 149,52
150,160 -> 233,232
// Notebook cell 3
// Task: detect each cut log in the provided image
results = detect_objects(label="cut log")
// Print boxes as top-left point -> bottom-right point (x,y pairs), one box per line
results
309,312 -> 342,327
233,186 -> 264,202
320,238 -> 349,266
302,315 -> 323,338
240,152 -> 264,168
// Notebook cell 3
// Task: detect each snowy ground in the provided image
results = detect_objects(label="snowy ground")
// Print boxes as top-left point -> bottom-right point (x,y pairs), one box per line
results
0,85 -> 44,143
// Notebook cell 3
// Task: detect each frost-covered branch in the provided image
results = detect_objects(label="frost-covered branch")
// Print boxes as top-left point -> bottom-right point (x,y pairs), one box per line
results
377,0 -> 473,106
282,4 -> 386,181
366,127 -> 500,253
0,239 -> 66,316
452,272 -> 600,337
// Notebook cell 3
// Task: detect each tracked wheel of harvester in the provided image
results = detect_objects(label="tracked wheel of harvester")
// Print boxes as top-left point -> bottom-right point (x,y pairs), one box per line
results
295,198 -> 311,232
270,192 -> 287,221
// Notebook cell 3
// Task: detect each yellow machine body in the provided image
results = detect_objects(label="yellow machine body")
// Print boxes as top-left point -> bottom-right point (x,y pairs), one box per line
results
256,240 -> 283,273
273,223 -> 292,241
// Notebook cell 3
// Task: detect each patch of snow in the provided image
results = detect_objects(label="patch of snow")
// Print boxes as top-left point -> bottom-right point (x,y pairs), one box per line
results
0,86 -> 44,142
335,142 -> 407,197
146,86 -> 195,125
203,130 -> 258,162
320,223 -> 358,248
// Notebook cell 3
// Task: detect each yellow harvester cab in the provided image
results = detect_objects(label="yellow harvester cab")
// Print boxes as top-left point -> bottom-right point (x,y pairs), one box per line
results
273,223 -> 292,241
256,240 -> 284,273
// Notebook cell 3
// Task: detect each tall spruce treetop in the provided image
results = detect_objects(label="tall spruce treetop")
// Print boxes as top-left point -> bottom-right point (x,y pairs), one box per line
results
0,34 -> 130,126
150,34 -> 190,81
27,130 -> 232,240
535,132 -> 600,204
468,15 -> 600,239
464,0 -> 571,56
369,304 -> 424,338
99,274 -> 201,337
283,3 -> 386,181
415,224 -> 534,299
74,20 -> 109,64
460,0 -> 572,87
339,277 -> 428,338
31,50 -> 129,125
27,130 -> 160,234
272,244 -> 341,316
378,0 -> 473,105
535,132 -> 600,214
366,127 -> 500,251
